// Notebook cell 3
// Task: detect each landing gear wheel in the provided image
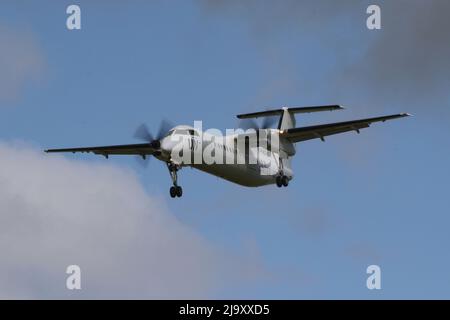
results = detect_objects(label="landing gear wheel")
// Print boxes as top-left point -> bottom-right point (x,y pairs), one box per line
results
167,162 -> 183,198
276,176 -> 283,188
176,186 -> 183,197
170,186 -> 177,198
282,175 -> 289,187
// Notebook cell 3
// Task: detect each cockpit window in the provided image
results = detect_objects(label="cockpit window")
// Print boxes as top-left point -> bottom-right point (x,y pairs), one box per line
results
170,129 -> 198,136
189,129 -> 199,137
174,129 -> 189,135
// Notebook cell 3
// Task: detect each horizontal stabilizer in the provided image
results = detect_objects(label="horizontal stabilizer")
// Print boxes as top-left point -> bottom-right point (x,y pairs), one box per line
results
236,105 -> 343,119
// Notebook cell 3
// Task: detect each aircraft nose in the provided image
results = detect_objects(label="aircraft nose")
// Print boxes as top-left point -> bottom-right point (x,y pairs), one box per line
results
160,137 -> 176,154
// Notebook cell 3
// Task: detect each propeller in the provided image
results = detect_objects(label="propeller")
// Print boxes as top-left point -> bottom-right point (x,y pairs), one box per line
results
134,124 -> 154,143
238,115 -> 278,131
261,116 -> 278,129
133,119 -> 174,167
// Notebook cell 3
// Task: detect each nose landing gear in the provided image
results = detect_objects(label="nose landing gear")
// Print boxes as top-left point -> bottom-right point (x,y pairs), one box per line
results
168,162 -> 183,198
170,185 -> 182,198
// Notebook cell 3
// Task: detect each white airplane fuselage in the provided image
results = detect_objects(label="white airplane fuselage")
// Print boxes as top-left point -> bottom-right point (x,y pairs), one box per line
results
155,125 -> 293,187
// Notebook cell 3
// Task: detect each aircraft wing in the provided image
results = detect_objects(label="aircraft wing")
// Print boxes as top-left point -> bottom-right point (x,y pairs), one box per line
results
281,113 -> 410,143
45,143 -> 154,158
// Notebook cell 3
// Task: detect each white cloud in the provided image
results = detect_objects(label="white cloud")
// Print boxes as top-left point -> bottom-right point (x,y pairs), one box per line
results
0,25 -> 45,104
0,141 -> 243,299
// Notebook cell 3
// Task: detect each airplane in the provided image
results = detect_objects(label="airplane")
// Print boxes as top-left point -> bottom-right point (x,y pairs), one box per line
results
45,105 -> 410,198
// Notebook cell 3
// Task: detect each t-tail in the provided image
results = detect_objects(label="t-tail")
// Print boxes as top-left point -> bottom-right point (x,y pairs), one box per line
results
237,105 -> 344,131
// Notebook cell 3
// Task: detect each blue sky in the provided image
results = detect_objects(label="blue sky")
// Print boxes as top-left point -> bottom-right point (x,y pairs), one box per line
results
1,0 -> 449,299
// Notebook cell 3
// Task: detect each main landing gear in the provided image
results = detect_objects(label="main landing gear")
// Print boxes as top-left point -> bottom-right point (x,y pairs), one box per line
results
276,175 -> 289,188
168,163 -> 183,198
276,158 -> 289,188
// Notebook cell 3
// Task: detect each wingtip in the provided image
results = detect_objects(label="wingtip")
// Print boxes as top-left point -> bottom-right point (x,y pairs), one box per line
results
402,112 -> 413,117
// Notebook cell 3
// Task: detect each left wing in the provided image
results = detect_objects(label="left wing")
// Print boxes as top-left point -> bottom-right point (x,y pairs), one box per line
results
281,113 -> 410,143
45,143 -> 154,159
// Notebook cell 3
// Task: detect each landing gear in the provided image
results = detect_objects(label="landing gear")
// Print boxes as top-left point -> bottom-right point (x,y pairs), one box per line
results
282,175 -> 289,187
176,185 -> 182,197
170,185 -> 182,198
168,162 -> 183,198
276,175 -> 289,188
276,157 -> 289,188
276,175 -> 283,188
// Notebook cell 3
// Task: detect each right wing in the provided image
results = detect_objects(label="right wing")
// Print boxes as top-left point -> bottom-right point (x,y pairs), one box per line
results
281,113 -> 410,143
45,143 -> 154,158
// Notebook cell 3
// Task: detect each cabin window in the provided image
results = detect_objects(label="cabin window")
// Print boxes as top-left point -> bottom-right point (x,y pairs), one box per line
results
245,136 -> 250,164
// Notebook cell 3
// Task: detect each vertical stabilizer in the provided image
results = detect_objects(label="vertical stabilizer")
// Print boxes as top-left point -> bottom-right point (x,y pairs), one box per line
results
278,107 -> 296,130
